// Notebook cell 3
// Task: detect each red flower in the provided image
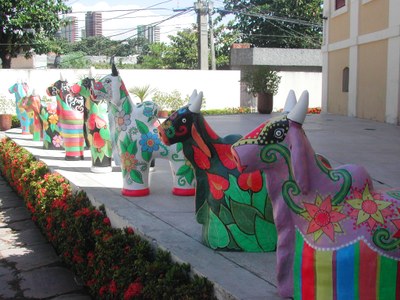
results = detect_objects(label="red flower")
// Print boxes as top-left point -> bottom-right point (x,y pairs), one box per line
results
88,114 -> 107,130
103,217 -> 111,226
88,114 -> 97,131
304,195 -> 346,241
207,172 -> 229,200
238,171 -> 263,193
70,84 -> 81,94
192,145 -> 210,170
93,132 -> 105,150
109,280 -> 117,295
74,207 -> 91,217
213,143 -> 237,169
124,280 -> 143,300
99,285 -> 108,296
126,227 -> 134,234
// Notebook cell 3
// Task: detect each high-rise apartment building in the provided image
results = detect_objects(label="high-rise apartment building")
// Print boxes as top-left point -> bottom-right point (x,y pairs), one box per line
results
137,25 -> 160,43
58,16 -> 78,42
85,12 -> 102,37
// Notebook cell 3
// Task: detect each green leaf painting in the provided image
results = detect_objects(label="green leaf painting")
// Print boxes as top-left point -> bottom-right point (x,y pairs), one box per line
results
135,119 -> 149,135
208,209 -> 230,249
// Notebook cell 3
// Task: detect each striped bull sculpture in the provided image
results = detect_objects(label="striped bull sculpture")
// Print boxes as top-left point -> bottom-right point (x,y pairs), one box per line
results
231,90 -> 400,299
46,75 -> 85,160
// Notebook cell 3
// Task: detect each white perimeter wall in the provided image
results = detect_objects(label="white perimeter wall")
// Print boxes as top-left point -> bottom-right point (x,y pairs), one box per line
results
273,71 -> 322,111
0,69 -> 241,110
0,68 -> 322,111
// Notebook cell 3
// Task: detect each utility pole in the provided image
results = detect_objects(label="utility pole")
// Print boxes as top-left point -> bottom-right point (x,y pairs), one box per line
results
208,1 -> 216,70
195,0 -> 209,70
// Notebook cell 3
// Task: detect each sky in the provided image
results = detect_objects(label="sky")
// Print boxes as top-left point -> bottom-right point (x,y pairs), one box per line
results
65,0 -> 227,43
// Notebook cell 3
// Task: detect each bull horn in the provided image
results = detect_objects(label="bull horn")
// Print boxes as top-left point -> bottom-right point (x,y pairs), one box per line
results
60,72 -> 65,82
282,90 -> 297,114
188,90 -> 203,113
111,63 -> 119,77
287,90 -> 309,125
188,89 -> 198,105
31,88 -> 38,96
89,66 -> 96,79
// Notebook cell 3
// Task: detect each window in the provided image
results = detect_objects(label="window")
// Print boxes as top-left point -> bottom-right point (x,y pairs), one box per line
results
336,0 -> 346,10
342,67 -> 349,92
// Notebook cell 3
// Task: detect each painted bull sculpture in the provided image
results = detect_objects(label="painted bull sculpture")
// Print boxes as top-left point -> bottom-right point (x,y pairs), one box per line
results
39,97 -> 63,150
158,90 -> 277,252
93,64 -> 195,197
232,90 -> 400,298
46,76 -> 85,160
18,89 -> 43,141
8,81 -> 32,134
72,71 -> 112,173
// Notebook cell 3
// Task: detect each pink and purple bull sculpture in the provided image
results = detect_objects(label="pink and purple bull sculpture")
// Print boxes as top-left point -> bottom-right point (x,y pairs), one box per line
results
232,90 -> 400,299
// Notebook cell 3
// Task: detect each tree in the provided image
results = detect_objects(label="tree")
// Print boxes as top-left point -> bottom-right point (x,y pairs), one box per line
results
164,28 -> 198,69
137,42 -> 169,69
212,19 -> 240,69
220,0 -> 323,49
0,0 -> 71,68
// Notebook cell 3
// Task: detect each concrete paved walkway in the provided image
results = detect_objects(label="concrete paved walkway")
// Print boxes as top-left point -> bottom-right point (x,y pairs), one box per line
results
0,172 -> 91,299
1,113 -> 399,299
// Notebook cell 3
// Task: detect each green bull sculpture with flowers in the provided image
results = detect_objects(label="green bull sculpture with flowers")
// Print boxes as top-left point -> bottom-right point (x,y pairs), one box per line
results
158,89 -> 277,252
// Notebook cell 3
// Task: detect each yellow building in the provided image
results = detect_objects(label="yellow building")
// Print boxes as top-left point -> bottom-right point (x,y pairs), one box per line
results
322,0 -> 400,124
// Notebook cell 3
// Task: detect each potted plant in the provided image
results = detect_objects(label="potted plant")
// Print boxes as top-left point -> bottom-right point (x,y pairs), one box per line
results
241,66 -> 281,114
0,95 -> 15,131
152,90 -> 185,118
129,85 -> 156,103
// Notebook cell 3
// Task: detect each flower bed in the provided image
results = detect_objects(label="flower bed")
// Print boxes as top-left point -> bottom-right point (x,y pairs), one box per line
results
0,137 -> 216,299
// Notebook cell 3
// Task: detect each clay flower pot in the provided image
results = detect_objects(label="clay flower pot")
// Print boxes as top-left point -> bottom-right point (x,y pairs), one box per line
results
0,114 -> 12,131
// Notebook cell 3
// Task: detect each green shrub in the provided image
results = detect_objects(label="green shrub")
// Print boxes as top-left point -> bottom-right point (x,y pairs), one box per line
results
0,137 -> 216,300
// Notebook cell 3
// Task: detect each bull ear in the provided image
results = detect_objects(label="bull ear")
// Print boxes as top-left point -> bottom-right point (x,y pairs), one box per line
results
191,123 -> 211,157
288,90 -> 309,124
282,90 -> 297,114
111,75 -> 121,104
189,90 -> 203,113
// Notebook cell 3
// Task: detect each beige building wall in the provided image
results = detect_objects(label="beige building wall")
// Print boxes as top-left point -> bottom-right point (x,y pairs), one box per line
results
328,11 -> 350,44
359,0 -> 389,35
328,48 -> 349,115
357,40 -> 388,121
322,0 -> 400,125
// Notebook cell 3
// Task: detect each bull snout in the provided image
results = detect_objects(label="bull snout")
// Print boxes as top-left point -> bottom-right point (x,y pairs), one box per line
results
157,126 -> 170,145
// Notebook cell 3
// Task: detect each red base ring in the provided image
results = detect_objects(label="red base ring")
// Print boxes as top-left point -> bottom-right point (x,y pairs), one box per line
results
172,188 -> 196,196
122,188 -> 150,197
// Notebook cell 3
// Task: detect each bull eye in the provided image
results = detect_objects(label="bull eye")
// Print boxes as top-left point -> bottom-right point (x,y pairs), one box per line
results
182,118 -> 187,124
274,128 -> 285,140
